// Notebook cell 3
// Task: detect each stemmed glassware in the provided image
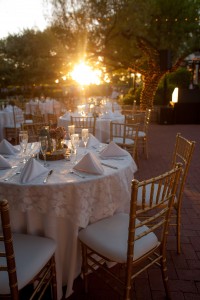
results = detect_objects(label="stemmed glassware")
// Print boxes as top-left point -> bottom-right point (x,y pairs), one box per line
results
81,128 -> 89,152
70,133 -> 79,164
68,125 -> 75,139
39,136 -> 48,167
19,130 -> 28,163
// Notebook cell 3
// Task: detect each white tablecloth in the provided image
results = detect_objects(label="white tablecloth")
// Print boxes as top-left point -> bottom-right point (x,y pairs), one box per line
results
26,99 -> 62,115
0,144 -> 137,299
58,114 -> 125,143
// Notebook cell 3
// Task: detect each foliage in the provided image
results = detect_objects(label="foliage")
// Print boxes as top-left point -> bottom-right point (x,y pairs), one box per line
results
48,0 -> 200,109
167,67 -> 191,89
0,29 -> 66,88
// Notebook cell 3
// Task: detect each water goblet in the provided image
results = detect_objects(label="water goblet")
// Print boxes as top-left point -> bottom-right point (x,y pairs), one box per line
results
70,133 -> 79,164
39,136 -> 48,167
81,128 -> 89,152
19,130 -> 28,163
68,125 -> 75,139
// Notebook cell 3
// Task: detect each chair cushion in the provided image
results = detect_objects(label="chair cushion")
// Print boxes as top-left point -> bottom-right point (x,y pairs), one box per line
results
79,213 -> 158,263
112,137 -> 134,145
138,131 -> 146,138
0,233 -> 56,294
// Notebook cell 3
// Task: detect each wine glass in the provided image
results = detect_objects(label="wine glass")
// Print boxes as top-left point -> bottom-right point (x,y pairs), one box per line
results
19,130 -> 28,163
68,125 -> 75,139
81,128 -> 89,151
70,133 -> 79,164
39,136 -> 48,167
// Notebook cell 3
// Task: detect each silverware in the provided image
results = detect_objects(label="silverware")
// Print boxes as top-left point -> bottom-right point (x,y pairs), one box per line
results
101,162 -> 118,170
43,169 -> 53,183
69,170 -> 85,178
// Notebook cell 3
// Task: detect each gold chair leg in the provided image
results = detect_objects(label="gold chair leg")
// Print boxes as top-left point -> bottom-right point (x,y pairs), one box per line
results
177,211 -> 181,254
161,257 -> 171,300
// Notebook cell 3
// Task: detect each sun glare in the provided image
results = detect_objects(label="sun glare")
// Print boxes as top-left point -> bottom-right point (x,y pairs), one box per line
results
70,61 -> 102,86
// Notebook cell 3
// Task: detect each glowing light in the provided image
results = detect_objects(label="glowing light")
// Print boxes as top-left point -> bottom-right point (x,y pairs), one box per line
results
170,87 -> 179,107
172,87 -> 179,103
70,61 -> 102,86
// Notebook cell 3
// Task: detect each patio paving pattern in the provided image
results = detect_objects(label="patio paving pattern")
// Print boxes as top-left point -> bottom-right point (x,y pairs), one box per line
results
68,123 -> 200,300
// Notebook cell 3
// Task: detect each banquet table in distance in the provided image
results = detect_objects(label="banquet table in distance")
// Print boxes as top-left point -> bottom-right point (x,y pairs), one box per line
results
0,141 -> 137,299
58,111 -> 124,143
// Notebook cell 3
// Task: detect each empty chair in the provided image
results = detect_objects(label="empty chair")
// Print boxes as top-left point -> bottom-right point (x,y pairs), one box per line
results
110,121 -> 139,161
32,114 -> 45,124
0,199 -> 57,300
170,133 -> 195,253
137,133 -> 195,254
48,114 -> 58,128
70,116 -> 96,135
78,164 -> 182,299
125,109 -> 151,159
4,105 -> 24,145
22,123 -> 38,143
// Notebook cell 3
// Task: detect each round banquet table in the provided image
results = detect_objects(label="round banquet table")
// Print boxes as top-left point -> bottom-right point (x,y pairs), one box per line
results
58,113 -> 125,143
0,143 -> 137,299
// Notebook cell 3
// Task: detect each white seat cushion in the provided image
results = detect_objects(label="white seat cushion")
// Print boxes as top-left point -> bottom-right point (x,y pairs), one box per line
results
112,137 -> 134,145
0,233 -> 56,294
79,213 -> 159,263
138,131 -> 146,138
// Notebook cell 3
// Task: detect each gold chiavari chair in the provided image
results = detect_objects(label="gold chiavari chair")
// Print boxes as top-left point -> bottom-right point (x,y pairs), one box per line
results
0,199 -> 57,300
70,116 -> 96,136
110,121 -> 139,161
170,133 -> 195,253
136,133 -> 195,254
4,106 -> 23,145
78,164 -> 182,299
48,114 -> 58,128
125,109 -> 151,159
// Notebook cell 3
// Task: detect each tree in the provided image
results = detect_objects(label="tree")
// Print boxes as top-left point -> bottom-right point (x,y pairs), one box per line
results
0,28 -> 66,89
48,0 -> 200,109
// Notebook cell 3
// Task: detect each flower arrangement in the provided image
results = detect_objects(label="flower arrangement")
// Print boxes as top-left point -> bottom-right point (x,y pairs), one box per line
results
49,127 -> 66,140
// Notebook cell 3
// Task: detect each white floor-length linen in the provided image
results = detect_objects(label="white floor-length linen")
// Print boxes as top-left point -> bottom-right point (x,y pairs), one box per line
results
0,145 -> 137,299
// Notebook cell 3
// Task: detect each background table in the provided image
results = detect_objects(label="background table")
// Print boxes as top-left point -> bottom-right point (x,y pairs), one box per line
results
0,145 -> 137,298
58,114 -> 125,143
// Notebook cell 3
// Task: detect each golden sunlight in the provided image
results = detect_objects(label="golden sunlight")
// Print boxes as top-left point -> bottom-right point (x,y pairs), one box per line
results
70,61 -> 102,86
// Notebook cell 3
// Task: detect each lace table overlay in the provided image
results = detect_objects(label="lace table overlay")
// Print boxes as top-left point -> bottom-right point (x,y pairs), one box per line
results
0,145 -> 137,228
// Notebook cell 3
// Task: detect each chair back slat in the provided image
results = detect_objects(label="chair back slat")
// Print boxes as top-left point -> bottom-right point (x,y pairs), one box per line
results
70,116 -> 96,135
110,121 -> 139,160
0,199 -> 18,298
128,163 -> 182,262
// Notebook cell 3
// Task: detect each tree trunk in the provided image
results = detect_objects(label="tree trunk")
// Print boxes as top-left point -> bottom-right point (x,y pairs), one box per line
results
139,72 -> 164,110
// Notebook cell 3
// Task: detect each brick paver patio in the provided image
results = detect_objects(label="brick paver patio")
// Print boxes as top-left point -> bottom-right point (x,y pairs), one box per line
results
68,123 -> 200,300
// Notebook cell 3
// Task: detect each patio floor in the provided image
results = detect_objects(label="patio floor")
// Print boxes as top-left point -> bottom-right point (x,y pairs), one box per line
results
67,123 -> 200,300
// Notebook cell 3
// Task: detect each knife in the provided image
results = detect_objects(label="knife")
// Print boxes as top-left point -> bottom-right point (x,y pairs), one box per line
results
43,169 -> 53,183
101,162 -> 118,170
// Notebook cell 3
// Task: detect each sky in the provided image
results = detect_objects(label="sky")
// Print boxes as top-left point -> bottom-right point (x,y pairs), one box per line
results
0,0 -> 51,38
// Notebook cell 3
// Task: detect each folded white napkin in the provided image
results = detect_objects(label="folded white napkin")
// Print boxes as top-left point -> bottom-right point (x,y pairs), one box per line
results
0,139 -> 20,155
74,152 -> 104,175
0,154 -> 12,169
100,141 -> 128,157
86,134 -> 100,148
20,158 -> 47,183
